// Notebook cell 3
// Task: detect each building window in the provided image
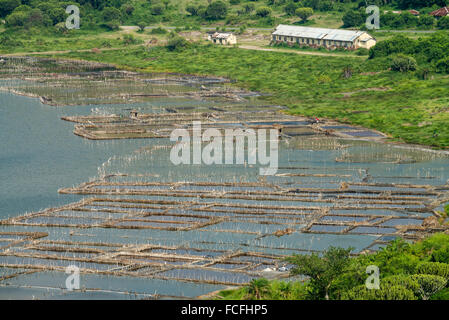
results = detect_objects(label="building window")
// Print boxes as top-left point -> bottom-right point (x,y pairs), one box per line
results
306,38 -> 310,44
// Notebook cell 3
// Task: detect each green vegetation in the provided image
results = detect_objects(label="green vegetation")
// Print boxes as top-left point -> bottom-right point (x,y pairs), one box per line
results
54,40 -> 449,149
0,0 -> 447,31
217,233 -> 449,300
369,33 -> 449,74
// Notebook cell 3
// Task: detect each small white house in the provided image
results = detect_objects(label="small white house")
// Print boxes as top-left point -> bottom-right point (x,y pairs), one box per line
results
207,32 -> 237,45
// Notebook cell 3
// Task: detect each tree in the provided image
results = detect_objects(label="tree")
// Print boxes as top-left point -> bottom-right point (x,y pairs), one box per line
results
0,0 -> 20,18
137,21 -> 146,32
243,3 -> 255,14
186,4 -> 199,16
286,246 -> 353,300
102,7 -> 122,22
391,54 -> 417,72
166,34 -> 188,51
256,7 -> 272,18
284,2 -> 298,16
437,16 -> 449,29
246,278 -> 271,300
436,57 -> 449,74
295,7 -> 314,22
418,15 -> 435,29
205,1 -> 228,20
151,4 -> 165,16
342,10 -> 364,27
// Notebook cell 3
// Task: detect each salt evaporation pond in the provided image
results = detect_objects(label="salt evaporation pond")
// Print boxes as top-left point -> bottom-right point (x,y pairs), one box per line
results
0,58 -> 448,299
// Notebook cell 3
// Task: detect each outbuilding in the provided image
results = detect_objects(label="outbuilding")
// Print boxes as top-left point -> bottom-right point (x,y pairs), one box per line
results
207,32 -> 237,45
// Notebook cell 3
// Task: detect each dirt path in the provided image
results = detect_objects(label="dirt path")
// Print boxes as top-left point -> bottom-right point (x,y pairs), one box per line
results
238,44 -> 365,58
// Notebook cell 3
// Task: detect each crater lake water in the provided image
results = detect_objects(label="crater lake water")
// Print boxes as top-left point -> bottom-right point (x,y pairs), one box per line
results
0,90 -> 148,219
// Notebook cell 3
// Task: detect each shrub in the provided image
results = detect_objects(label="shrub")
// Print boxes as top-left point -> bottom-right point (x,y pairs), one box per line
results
342,10 -> 364,28
102,7 -> 122,22
437,16 -> 449,29
435,56 -> 449,73
122,34 -> 138,45
166,35 -> 188,51
431,287 -> 449,300
284,2 -> 298,16
205,1 -> 228,20
0,0 -> 20,18
418,15 -> 435,29
391,54 -> 417,72
151,4 -> 165,16
186,4 -> 199,16
416,262 -> 449,278
356,48 -> 369,56
150,27 -> 168,34
103,20 -> 120,31
410,274 -> 447,300
342,285 -> 417,300
256,7 -> 272,18
5,10 -> 28,26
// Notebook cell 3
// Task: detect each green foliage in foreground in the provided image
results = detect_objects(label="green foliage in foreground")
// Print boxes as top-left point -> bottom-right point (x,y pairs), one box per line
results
58,44 -> 449,149
217,233 -> 449,300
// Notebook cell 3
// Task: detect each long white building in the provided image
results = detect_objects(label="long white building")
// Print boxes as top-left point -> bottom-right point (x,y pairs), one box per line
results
272,25 -> 376,50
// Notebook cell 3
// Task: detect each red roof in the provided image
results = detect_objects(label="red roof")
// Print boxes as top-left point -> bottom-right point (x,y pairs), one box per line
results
430,6 -> 449,17
409,10 -> 419,15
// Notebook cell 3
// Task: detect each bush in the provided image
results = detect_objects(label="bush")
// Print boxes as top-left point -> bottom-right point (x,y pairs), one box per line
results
186,5 -> 199,16
166,35 -> 188,51
342,10 -> 364,28
356,48 -> 369,56
205,1 -> 228,20
151,4 -> 165,16
391,54 -> 417,72
0,0 -> 20,18
410,274 -> 447,300
431,287 -> 449,300
122,34 -> 138,45
437,16 -> 449,29
5,10 -> 28,26
150,27 -> 168,34
342,285 -> 417,300
418,15 -> 435,29
284,2 -> 298,16
102,7 -> 122,22
416,262 -> 449,278
256,7 -> 272,18
103,19 -> 120,31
